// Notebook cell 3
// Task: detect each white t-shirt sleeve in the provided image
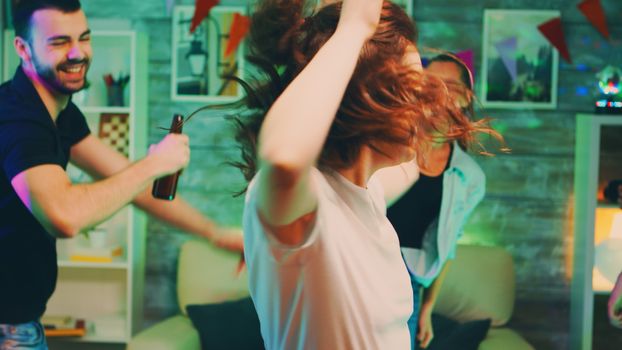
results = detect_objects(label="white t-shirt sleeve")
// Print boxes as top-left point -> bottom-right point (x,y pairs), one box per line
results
243,169 -> 327,265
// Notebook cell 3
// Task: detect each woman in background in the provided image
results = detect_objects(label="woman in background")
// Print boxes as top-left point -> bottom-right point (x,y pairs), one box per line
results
383,53 -> 490,349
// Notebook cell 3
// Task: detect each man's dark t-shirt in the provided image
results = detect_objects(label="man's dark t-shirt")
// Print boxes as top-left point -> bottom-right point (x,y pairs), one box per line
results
0,67 -> 90,323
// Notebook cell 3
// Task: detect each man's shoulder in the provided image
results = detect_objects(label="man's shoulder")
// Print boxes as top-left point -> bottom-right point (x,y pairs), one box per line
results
0,80 -> 27,118
0,79 -> 15,107
0,82 -> 46,125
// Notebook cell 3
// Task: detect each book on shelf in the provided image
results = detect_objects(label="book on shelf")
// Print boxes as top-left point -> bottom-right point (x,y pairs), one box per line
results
68,244 -> 123,263
41,315 -> 91,337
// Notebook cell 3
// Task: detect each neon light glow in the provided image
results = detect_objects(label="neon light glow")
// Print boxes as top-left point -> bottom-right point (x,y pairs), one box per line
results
597,65 -> 622,95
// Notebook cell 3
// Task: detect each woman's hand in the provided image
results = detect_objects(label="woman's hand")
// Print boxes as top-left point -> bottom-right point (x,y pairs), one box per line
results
609,272 -> 622,328
337,0 -> 384,40
417,304 -> 434,348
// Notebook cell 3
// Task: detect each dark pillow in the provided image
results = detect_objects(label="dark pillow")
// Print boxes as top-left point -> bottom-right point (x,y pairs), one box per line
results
423,313 -> 491,350
186,297 -> 265,350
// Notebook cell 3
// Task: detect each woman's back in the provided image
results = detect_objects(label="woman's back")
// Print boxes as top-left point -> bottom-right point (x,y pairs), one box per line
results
244,169 -> 412,350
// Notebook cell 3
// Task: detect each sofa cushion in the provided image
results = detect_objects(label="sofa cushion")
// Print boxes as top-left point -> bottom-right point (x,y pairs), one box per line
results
178,240 -> 249,314
433,245 -> 515,326
425,314 -> 491,350
479,328 -> 535,350
186,297 -> 265,350
127,315 -> 200,350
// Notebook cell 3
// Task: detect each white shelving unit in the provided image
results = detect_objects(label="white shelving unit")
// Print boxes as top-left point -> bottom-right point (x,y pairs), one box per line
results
570,114 -> 622,350
3,30 -> 149,345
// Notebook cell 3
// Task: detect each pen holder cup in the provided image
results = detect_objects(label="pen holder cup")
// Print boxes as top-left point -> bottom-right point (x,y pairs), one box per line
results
106,85 -> 125,107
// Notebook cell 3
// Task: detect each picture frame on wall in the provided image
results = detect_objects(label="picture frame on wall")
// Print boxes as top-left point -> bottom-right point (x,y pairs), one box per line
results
171,5 -> 247,103
481,9 -> 559,109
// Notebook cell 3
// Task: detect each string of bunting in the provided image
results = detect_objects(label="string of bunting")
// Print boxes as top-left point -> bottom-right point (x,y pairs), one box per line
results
171,0 -> 611,73
190,0 -> 220,34
225,13 -> 251,57
536,0 -> 610,64
187,0 -> 250,57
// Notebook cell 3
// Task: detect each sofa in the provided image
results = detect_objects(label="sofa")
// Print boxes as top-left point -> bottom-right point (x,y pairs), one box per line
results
127,240 -> 250,350
128,241 -> 532,350
432,245 -> 533,350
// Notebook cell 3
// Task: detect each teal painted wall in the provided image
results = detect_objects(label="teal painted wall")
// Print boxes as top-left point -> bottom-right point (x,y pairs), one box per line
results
3,0 -> 619,348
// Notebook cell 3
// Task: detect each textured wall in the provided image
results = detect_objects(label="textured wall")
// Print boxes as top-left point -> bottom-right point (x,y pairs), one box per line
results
77,0 -> 622,348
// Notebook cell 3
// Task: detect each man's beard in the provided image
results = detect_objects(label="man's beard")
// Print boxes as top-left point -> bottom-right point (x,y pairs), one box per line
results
32,55 -> 90,95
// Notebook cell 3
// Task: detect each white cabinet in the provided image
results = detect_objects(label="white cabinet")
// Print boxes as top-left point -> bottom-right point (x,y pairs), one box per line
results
3,30 -> 149,344
570,114 -> 622,350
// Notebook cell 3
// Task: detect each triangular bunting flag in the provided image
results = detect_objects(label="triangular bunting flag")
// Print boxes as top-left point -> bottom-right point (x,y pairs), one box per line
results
454,50 -> 475,87
224,13 -> 251,57
190,0 -> 220,34
494,37 -> 518,82
538,17 -> 572,64
577,0 -> 610,39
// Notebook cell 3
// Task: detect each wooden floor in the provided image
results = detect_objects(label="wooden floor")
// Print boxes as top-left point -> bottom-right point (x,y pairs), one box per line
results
509,296 -> 622,350
592,294 -> 622,350
509,299 -> 570,349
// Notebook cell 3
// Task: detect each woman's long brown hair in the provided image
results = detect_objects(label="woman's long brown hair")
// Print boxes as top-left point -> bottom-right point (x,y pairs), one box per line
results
231,0 -> 500,192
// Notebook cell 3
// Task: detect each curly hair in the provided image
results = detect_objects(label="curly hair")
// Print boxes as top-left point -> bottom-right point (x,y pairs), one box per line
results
231,0 -> 496,190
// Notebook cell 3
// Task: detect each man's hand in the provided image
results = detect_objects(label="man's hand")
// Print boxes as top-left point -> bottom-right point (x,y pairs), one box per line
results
147,133 -> 190,177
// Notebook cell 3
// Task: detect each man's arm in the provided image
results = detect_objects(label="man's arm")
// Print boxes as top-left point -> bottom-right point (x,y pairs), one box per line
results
70,135 -> 242,251
11,133 -> 188,238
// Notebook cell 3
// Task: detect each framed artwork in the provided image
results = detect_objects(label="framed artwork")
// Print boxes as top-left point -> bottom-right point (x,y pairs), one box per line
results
171,5 -> 247,103
481,9 -> 559,109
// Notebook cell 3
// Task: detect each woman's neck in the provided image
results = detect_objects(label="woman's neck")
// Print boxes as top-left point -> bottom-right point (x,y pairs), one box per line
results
419,142 -> 451,177
336,146 -> 377,188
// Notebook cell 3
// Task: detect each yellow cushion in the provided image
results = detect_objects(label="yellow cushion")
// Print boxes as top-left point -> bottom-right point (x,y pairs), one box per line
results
127,315 -> 199,350
433,245 -> 515,326
479,328 -> 535,350
177,240 -> 249,314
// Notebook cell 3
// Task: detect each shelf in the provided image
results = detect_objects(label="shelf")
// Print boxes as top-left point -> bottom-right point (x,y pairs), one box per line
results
58,260 -> 128,270
571,115 -> 622,350
2,29 -> 150,346
71,334 -> 127,343
55,315 -> 128,344
78,106 -> 131,114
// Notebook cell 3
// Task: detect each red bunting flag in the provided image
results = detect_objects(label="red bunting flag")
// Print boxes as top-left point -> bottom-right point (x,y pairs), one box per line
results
538,17 -> 572,64
454,50 -> 475,86
224,13 -> 251,57
577,0 -> 610,39
190,0 -> 220,34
